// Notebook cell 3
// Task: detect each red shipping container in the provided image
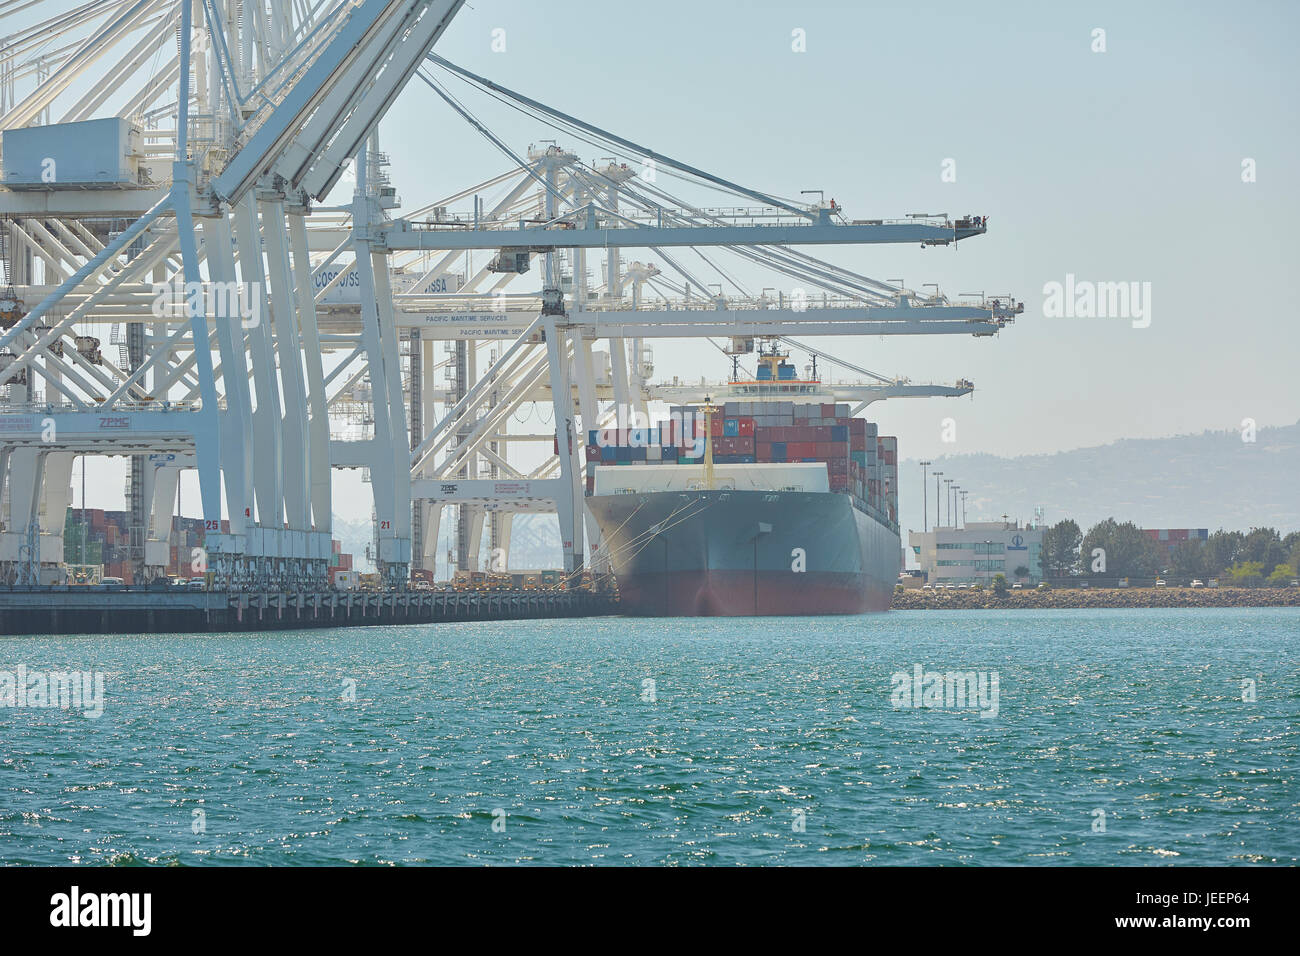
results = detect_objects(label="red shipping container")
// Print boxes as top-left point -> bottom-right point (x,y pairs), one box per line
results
850,418 -> 866,435
830,457 -> 849,474
736,436 -> 754,454
851,434 -> 867,452
788,442 -> 816,458
737,418 -> 755,437
337,553 -> 352,571
829,474 -> 848,491
757,442 -> 772,459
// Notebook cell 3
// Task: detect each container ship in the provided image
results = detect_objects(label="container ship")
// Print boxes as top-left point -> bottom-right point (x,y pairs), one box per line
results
584,347 -> 900,616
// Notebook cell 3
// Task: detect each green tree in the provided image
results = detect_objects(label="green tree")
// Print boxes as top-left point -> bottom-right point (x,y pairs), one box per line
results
1040,519 -> 1082,577
1238,527 -> 1287,570
1079,518 -> 1164,578
1266,564 -> 1295,587
1171,540 -> 1207,583
1013,564 -> 1030,580
1283,532 -> 1300,575
1204,530 -> 1243,577
992,572 -> 1009,597
1226,561 -> 1266,587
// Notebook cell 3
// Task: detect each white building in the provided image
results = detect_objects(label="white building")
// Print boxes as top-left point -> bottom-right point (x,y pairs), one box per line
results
909,520 -> 1043,585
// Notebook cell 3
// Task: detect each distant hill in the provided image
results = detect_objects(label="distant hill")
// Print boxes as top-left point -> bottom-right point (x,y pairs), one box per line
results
901,421 -> 1300,538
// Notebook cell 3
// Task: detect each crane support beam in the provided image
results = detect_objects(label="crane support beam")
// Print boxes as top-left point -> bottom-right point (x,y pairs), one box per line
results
382,219 -> 986,251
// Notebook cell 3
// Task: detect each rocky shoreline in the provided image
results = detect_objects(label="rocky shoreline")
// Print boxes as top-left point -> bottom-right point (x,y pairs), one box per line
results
890,586 -> 1300,610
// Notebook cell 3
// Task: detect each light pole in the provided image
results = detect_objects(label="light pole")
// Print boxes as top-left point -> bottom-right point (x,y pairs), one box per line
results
933,472 -> 943,529
960,489 -> 968,528
952,486 -> 961,529
919,460 -> 932,532
944,478 -> 953,528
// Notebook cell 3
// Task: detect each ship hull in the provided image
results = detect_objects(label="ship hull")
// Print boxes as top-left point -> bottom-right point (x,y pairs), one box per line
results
586,489 -> 900,616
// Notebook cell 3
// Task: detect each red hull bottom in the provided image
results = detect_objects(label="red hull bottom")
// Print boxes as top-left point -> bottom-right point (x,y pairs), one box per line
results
616,570 -> 893,617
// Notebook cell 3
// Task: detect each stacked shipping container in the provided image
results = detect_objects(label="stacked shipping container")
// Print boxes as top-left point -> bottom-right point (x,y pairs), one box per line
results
582,400 -> 899,530
60,507 -> 354,585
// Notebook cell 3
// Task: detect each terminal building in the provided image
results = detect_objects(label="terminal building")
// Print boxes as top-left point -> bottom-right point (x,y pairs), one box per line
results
909,520 -> 1044,585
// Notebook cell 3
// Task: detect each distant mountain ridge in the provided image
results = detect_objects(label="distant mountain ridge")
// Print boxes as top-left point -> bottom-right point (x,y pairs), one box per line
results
901,421 -> 1300,537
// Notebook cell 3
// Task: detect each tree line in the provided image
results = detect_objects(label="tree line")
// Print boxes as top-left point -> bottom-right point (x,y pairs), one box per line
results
1039,519 -> 1300,587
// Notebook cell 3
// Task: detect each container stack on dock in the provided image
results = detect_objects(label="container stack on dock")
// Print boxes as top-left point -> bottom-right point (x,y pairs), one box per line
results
582,400 -> 899,530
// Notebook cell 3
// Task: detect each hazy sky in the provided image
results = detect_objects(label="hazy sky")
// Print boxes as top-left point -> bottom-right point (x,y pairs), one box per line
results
388,0 -> 1299,460
59,0 -> 1300,518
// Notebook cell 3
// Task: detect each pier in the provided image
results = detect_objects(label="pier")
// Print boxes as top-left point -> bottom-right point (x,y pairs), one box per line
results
0,587 -> 618,635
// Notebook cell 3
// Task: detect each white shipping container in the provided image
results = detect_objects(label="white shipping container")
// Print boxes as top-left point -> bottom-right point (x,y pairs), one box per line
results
594,462 -> 829,495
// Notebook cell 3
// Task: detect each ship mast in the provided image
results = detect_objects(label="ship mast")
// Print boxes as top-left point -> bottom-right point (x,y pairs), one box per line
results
701,394 -> 717,490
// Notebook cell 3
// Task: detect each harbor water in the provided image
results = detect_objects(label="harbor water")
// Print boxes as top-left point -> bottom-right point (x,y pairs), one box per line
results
1,608 -> 1296,865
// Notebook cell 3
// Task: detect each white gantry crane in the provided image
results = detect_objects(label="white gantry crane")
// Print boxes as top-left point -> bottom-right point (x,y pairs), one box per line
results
0,0 -> 1022,591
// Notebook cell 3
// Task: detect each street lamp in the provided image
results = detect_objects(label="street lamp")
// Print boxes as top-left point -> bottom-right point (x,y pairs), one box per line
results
960,489 -> 968,528
931,471 -> 943,582
944,478 -> 953,527
919,460 -> 932,532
